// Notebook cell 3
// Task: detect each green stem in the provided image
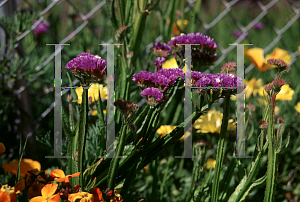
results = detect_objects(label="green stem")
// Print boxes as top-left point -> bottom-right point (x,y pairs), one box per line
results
211,95 -> 230,202
107,124 -> 128,190
78,88 -> 88,190
264,94 -> 277,202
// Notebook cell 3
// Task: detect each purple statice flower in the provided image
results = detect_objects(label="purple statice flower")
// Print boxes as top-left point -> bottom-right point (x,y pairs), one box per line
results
232,30 -> 243,38
33,21 -> 50,36
65,53 -> 107,82
151,73 -> 171,91
156,68 -> 184,84
141,87 -> 164,105
152,42 -> 172,57
195,75 -> 211,87
193,72 -> 243,88
154,57 -> 166,69
133,70 -> 154,88
168,33 -> 217,68
252,22 -> 264,30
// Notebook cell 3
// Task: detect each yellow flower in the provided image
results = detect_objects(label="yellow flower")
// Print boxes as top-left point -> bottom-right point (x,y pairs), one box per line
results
298,46 -> 300,57
0,142 -> 5,157
2,159 -> 41,177
193,109 -> 236,134
68,192 -> 94,202
91,109 -> 107,116
259,84 -> 294,101
245,78 -> 263,99
206,158 -> 216,170
245,47 -> 292,72
162,57 -> 188,73
75,83 -> 107,104
295,102 -> 300,113
173,20 -> 189,36
275,84 -> 294,101
162,58 -> 178,69
156,125 -> 191,141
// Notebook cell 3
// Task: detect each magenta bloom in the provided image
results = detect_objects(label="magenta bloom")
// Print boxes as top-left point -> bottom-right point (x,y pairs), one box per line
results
65,53 -> 107,82
33,21 -> 50,36
193,73 -> 242,88
168,33 -> 217,68
253,22 -> 264,30
232,30 -> 243,38
152,42 -> 171,57
141,87 -> 163,103
154,57 -> 166,69
133,68 -> 184,91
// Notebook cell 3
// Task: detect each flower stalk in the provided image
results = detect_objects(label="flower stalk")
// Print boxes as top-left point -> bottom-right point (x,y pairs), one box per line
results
211,94 -> 230,202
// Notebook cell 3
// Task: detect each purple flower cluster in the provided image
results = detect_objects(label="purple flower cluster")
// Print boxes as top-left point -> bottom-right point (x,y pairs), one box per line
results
168,33 -> 217,68
190,72 -> 243,88
154,57 -> 166,69
253,22 -> 264,30
33,21 -> 50,36
65,53 -> 107,82
232,30 -> 243,38
152,42 -> 171,57
141,87 -> 163,102
133,68 -> 184,92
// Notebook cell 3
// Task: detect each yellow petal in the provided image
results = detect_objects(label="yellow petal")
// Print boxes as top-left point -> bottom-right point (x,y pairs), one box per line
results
156,125 -> 176,137
162,58 -> 178,69
276,84 -> 294,101
294,102 -> 300,113
206,158 -> 216,170
245,48 -> 265,70
75,87 -> 83,104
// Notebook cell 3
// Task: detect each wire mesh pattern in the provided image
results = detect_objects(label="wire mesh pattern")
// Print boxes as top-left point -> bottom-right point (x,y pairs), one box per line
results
1,0 -> 299,136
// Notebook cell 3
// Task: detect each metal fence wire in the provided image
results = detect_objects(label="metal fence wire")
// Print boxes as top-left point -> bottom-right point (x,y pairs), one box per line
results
0,0 -> 299,137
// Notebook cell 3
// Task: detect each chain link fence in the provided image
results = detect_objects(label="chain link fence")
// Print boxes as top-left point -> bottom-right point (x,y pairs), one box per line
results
1,0 -> 299,138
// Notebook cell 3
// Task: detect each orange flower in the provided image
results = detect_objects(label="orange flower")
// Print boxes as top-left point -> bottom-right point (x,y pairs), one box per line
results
0,142 -> 5,156
91,188 -> 104,202
68,192 -> 94,202
0,185 -> 17,202
2,159 -> 41,177
173,20 -> 189,36
245,47 -> 292,72
29,184 -> 60,202
50,169 -> 80,183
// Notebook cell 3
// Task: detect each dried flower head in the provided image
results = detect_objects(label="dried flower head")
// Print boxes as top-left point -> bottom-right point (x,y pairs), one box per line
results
114,99 -> 138,119
246,104 -> 255,112
277,116 -> 285,124
221,62 -> 237,75
259,120 -> 268,129
115,25 -> 127,41
264,79 -> 285,93
267,58 -> 290,72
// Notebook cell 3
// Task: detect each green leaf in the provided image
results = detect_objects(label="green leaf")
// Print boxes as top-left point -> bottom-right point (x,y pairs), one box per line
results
78,89 -> 88,190
110,0 -> 118,30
